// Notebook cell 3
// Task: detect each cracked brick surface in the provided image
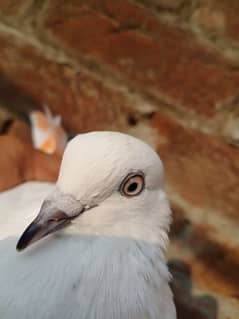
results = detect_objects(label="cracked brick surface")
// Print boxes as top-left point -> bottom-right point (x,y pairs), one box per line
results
41,1 -> 239,118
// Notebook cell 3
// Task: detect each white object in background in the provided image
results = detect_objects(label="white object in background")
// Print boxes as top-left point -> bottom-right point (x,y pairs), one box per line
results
0,131 -> 176,319
29,105 -> 67,155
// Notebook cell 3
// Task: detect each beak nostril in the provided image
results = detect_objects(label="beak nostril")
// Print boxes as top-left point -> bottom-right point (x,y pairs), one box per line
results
16,204 -> 86,251
48,211 -> 69,223
47,218 -> 58,223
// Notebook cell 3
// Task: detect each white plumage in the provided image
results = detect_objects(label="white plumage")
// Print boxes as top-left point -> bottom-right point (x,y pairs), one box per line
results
0,131 -> 176,319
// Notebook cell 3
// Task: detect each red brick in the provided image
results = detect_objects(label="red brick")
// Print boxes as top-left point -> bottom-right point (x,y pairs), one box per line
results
192,6 -> 226,35
171,204 -> 239,297
0,0 -> 33,22
73,0 -> 160,31
194,1 -> 239,44
0,33 -> 133,134
7,119 -> 31,143
42,0 -> 239,117
151,112 -> 239,220
0,135 -> 61,192
135,0 -> 188,10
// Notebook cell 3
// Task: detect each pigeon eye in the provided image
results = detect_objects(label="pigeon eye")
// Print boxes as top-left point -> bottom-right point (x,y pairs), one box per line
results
120,173 -> 145,197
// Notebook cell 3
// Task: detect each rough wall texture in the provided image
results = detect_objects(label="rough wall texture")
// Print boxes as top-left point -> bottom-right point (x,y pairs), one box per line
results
0,1 -> 238,318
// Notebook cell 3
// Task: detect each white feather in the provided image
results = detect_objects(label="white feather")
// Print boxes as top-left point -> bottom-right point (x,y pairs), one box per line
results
0,131 -> 176,319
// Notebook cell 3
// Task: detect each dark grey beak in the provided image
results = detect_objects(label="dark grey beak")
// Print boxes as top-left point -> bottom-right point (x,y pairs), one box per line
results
16,211 -> 72,251
16,193 -> 85,251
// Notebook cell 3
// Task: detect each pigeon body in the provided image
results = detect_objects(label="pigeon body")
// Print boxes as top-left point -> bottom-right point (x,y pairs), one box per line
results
0,132 -> 176,319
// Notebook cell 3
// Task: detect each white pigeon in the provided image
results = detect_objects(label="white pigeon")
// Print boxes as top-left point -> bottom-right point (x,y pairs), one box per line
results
0,131 -> 176,319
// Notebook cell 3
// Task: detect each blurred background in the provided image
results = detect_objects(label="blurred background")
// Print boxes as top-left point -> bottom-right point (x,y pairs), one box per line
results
0,0 -> 238,318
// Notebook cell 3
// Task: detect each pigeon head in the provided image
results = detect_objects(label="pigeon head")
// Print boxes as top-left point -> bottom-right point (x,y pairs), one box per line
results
17,132 -> 171,251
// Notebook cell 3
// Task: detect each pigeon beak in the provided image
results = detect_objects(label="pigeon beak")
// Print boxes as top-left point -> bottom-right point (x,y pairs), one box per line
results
16,197 -> 85,251
16,211 -> 72,251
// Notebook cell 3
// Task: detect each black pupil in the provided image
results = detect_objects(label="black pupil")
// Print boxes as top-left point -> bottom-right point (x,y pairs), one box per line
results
127,182 -> 138,193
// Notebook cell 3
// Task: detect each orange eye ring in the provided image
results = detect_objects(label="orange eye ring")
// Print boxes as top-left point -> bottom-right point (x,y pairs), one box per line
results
119,172 -> 145,197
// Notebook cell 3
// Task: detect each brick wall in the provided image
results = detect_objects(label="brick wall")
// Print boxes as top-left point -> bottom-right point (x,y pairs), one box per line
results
0,1 -> 238,318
